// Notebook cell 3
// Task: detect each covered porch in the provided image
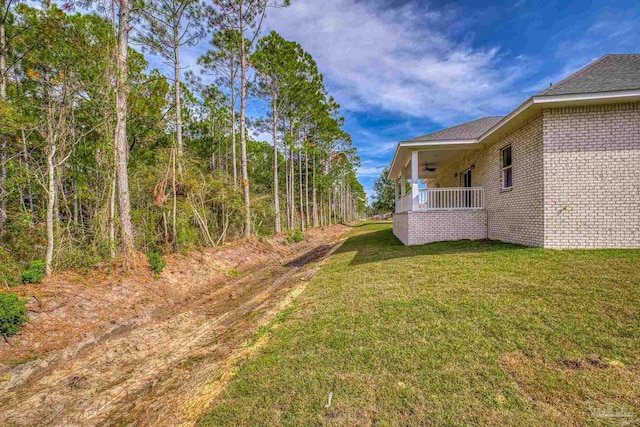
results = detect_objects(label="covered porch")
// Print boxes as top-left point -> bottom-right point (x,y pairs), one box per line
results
390,144 -> 485,213
389,142 -> 487,246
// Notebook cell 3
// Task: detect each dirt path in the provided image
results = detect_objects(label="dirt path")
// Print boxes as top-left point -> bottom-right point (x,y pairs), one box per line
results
0,238 -> 345,426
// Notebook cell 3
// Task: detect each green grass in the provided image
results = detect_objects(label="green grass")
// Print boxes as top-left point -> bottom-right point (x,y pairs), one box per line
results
198,222 -> 640,426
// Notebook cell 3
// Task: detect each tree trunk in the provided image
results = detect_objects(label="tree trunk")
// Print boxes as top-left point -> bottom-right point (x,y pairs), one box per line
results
304,149 -> 309,228
174,42 -> 183,169
45,144 -> 56,277
109,173 -> 116,258
312,155 -> 318,227
289,127 -> 295,228
298,146 -> 304,231
21,128 -> 34,217
73,181 -> 79,224
172,147 -> 177,250
107,1 -> 116,257
319,187 -> 323,227
328,189 -> 332,225
0,138 -> 7,229
284,143 -> 290,229
230,76 -> 237,188
0,15 -> 7,229
239,9 -> 251,237
272,99 -> 281,233
214,117 -> 216,170
115,0 -> 135,253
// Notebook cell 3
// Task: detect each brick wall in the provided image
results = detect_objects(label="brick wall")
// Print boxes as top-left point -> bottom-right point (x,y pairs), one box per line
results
542,103 -> 640,248
431,115 -> 545,246
393,212 -> 409,245
393,210 -> 487,245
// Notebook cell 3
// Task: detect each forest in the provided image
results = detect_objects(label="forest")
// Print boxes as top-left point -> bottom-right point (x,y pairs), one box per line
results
0,0 -> 366,284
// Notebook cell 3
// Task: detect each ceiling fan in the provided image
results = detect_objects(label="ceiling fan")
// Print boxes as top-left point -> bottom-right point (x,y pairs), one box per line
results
423,164 -> 436,172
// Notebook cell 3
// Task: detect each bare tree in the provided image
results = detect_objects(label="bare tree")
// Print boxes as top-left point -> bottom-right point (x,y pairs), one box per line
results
39,76 -> 77,276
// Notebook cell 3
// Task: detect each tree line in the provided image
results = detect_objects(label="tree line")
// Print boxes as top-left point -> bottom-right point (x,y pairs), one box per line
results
0,0 -> 366,282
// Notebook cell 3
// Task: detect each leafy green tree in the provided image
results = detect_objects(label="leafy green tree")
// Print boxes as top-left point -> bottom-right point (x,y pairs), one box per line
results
0,1 -> 366,285
252,31 -> 301,233
208,0 -> 291,237
136,0 -> 204,165
372,167 -> 395,214
198,29 -> 245,188
15,5 -> 119,275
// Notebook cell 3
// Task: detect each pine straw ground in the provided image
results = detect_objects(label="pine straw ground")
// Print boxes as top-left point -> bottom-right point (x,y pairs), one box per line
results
0,225 -> 348,372
199,221 -> 640,427
0,225 -> 350,426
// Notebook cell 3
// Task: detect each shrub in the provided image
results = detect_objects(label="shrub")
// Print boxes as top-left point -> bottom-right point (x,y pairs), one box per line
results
0,292 -> 29,337
0,248 -> 21,287
147,251 -> 166,276
286,229 -> 304,244
21,260 -> 45,284
56,245 -> 101,270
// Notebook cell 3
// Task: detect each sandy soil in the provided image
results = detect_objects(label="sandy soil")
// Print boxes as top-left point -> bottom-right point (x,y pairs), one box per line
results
0,225 -> 348,426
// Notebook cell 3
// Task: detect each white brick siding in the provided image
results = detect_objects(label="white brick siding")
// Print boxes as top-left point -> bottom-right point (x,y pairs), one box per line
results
431,115 -> 544,246
542,103 -> 640,248
393,212 -> 409,244
393,210 -> 487,245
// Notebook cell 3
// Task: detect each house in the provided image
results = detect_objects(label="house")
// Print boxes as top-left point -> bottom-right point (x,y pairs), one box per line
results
389,54 -> 640,249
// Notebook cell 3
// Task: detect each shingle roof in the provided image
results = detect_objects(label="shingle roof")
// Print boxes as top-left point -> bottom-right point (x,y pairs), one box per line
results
404,116 -> 503,142
399,54 -> 639,147
537,54 -> 640,96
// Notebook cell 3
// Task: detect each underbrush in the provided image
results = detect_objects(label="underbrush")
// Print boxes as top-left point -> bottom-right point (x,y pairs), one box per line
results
0,248 -> 22,287
0,293 -> 29,337
21,260 -> 45,284
286,228 -> 304,243
147,251 -> 166,277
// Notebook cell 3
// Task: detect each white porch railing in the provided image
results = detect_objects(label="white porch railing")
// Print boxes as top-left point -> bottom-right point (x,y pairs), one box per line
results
395,187 -> 485,213
395,193 -> 413,213
419,187 -> 484,210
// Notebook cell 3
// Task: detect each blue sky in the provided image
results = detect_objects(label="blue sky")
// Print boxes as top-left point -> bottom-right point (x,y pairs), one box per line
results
145,0 -> 640,201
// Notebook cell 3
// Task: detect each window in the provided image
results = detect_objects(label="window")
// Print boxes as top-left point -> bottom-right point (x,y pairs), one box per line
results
501,145 -> 513,189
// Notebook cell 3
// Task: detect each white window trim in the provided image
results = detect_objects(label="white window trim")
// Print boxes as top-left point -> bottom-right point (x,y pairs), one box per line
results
501,145 -> 513,190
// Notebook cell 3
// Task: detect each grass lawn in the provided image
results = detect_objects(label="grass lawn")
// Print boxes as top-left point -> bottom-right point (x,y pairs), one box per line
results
198,222 -> 640,426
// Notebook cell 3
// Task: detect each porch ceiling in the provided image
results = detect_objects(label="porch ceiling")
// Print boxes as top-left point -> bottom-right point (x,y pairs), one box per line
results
388,142 -> 477,180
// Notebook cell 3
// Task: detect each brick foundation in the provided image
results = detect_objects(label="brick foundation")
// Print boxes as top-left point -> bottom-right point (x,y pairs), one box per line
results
393,210 -> 487,245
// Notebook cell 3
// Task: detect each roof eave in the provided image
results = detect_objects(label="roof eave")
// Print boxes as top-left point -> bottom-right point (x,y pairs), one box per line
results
533,89 -> 640,104
388,139 -> 478,180
479,89 -> 640,145
389,89 -> 640,180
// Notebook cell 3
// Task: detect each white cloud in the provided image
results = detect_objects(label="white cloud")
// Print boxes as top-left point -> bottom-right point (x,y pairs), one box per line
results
359,140 -> 397,155
357,160 -> 387,178
264,0 -> 524,124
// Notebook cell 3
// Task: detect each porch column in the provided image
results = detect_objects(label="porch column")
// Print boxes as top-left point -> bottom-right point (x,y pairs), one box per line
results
400,168 -> 406,196
394,179 -> 399,201
411,150 -> 419,210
